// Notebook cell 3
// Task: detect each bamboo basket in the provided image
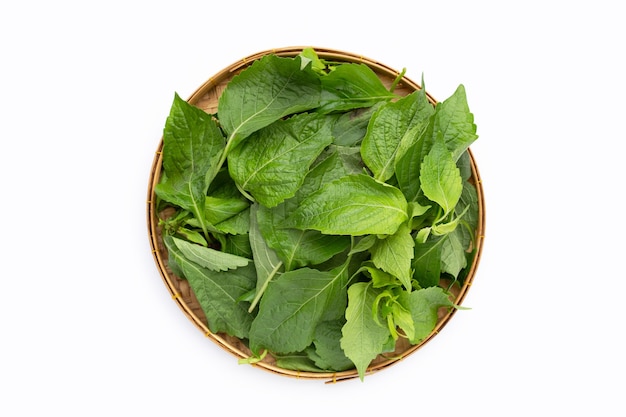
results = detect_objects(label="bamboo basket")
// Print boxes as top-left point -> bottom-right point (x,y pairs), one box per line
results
147,46 -> 486,383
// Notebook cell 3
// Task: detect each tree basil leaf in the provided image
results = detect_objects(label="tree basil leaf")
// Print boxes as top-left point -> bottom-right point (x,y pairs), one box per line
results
331,104 -> 382,146
214,207 -> 250,235
433,84 -> 478,161
419,136 -> 463,216
218,54 -> 321,153
284,174 -> 408,236
164,236 -> 256,339
310,320 -> 354,372
248,262 -> 350,355
257,203 -> 350,271
341,282 -> 390,381
204,196 -> 249,225
248,203 -> 283,312
370,223 -> 415,291
155,93 -> 225,236
228,112 -> 333,208
401,286 -> 457,344
171,236 -> 250,272
361,90 -> 434,182
293,144 -> 363,208
318,63 -> 396,114
413,235 -> 445,288
440,230 -> 467,278
218,233 -> 253,258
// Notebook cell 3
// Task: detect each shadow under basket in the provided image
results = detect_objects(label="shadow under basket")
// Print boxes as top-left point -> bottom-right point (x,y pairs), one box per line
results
146,46 -> 486,383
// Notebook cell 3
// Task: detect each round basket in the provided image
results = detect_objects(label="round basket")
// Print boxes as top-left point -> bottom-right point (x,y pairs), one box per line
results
147,46 -> 485,383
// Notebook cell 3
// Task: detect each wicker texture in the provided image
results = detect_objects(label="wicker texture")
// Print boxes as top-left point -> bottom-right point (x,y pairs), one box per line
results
147,46 -> 485,383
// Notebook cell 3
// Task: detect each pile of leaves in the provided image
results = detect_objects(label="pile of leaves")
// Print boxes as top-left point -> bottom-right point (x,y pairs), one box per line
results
154,48 -> 479,380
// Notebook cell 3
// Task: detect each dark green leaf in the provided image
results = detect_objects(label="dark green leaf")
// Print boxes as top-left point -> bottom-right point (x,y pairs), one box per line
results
362,90 -> 434,182
164,236 -> 256,339
310,320 -> 355,372
155,94 -> 225,236
248,262 -> 350,355
257,203 -> 350,271
228,112 -> 333,207
218,54 -> 321,153
318,63 -> 396,114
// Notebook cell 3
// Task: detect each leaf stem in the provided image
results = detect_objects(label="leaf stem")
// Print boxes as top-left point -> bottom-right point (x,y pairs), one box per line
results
248,260 -> 283,312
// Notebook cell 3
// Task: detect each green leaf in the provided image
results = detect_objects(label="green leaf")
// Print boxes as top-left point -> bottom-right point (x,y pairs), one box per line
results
218,233 -> 252,258
257,203 -> 350,271
310,320 -> 355,372
228,112 -> 333,207
419,136 -> 463,216
361,90 -> 434,182
370,223 -> 415,290
284,174 -> 408,236
214,207 -> 250,235
274,352 -> 323,372
164,236 -> 256,339
155,94 -> 225,237
440,230 -> 467,278
204,196 -> 249,225
341,282 -> 390,381
358,262 -> 398,288
248,203 -> 283,312
171,236 -> 250,272
402,286 -> 456,344
218,54 -> 321,153
413,235 -> 445,288
433,84 -> 478,161
331,105 -> 381,146
248,262 -> 350,355
318,63 -> 396,114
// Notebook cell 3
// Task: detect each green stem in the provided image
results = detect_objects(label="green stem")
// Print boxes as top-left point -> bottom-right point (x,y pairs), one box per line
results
248,261 -> 283,313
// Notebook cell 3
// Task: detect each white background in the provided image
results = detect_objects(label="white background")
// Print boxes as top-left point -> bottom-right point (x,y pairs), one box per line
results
2,1 -> 624,415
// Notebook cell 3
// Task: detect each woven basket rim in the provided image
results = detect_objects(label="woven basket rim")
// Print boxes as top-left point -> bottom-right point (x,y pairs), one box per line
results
146,46 -> 485,383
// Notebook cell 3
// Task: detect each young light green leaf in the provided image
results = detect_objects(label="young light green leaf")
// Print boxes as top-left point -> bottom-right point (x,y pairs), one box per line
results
217,54 -> 321,154
164,236 -> 256,339
341,282 -> 390,381
284,174 -> 408,236
228,112 -> 333,207
433,84 -> 478,161
361,90 -> 434,182
155,94 -> 225,237
358,262 -> 398,288
370,222 -> 415,290
248,262 -> 350,355
318,63 -> 396,114
419,135 -> 463,216
248,203 -> 283,312
171,236 -> 250,272
402,286 -> 457,344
